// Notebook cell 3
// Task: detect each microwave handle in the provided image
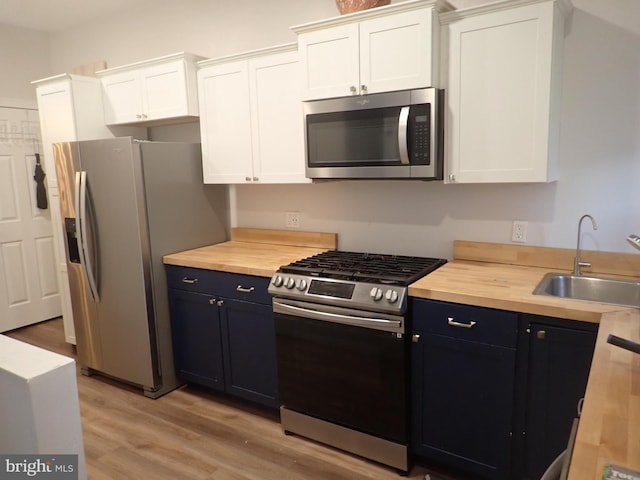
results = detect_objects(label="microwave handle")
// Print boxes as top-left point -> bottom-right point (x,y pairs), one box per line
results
398,106 -> 410,165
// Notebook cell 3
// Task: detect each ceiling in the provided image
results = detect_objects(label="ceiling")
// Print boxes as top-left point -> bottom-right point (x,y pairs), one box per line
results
0,0 -> 150,32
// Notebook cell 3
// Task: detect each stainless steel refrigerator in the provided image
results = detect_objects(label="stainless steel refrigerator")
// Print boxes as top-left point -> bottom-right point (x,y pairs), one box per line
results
54,137 -> 227,398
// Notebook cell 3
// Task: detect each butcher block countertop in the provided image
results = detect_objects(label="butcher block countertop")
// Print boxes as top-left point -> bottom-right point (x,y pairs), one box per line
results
162,228 -> 337,277
409,240 -> 640,323
567,309 -> 640,480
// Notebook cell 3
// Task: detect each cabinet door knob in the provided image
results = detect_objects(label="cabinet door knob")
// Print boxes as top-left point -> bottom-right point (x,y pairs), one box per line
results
447,317 -> 477,329
537,330 -> 546,339
361,84 -> 367,94
350,85 -> 357,94
412,334 -> 421,343
449,174 -> 456,182
252,177 -> 259,182
209,298 -> 216,305
217,300 -> 224,307
245,176 -> 251,182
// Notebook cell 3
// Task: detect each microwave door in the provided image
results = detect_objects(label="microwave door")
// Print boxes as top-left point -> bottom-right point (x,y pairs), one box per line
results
305,105 -> 410,179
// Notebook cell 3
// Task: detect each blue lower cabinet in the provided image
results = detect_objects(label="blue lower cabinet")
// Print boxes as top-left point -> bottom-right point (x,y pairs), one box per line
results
166,265 -> 278,408
168,288 -> 225,391
520,317 -> 597,480
410,298 -> 517,480
220,299 -> 278,407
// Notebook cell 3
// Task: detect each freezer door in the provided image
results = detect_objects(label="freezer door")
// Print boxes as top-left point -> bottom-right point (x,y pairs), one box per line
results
54,142 -> 102,369
78,138 -> 158,388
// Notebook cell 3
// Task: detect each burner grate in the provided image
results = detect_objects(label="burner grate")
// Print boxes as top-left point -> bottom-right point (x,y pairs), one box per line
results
281,250 -> 446,286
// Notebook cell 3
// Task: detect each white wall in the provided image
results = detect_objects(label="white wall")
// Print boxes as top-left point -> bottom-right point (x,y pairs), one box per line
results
41,0 -> 640,259
0,25 -> 51,107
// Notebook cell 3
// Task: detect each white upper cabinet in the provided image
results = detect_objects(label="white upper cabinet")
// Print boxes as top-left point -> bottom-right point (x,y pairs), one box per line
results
442,0 -> 572,183
293,0 -> 448,100
98,53 -> 203,125
198,44 -> 308,184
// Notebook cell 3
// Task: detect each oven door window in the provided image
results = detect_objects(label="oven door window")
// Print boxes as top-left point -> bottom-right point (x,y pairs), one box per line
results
275,313 -> 407,443
306,107 -> 402,167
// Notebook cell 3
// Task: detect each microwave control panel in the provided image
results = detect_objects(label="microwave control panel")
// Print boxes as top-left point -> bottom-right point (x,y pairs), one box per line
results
411,104 -> 430,165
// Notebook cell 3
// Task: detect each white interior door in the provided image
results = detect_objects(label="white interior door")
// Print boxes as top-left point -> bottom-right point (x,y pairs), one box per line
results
0,107 -> 61,332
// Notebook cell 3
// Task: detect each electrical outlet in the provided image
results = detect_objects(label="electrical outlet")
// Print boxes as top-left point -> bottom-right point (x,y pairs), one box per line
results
285,212 -> 300,229
511,220 -> 528,243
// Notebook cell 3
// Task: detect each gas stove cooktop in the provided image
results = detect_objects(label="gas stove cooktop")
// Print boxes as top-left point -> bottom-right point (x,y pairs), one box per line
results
268,250 -> 447,314
280,250 -> 447,286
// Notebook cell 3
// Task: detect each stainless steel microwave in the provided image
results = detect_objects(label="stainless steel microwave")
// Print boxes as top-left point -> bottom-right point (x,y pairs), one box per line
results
304,88 -> 443,180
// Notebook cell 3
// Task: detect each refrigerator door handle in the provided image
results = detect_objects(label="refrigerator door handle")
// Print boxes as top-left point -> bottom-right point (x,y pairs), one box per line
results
75,171 -> 100,302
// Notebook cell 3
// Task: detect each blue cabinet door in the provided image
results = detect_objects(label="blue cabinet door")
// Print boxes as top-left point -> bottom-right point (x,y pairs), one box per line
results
168,288 -> 225,391
411,298 -> 516,480
220,298 -> 279,408
411,333 -> 516,480
522,320 -> 597,480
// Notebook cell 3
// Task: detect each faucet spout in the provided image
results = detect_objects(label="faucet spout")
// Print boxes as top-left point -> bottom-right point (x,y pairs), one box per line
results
627,234 -> 640,251
574,214 -> 598,275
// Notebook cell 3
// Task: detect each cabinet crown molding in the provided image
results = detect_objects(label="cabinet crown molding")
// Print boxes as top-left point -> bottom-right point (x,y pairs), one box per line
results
440,0 -> 573,24
197,43 -> 297,68
292,0 -> 452,34
96,52 -> 206,76
31,73 -> 101,86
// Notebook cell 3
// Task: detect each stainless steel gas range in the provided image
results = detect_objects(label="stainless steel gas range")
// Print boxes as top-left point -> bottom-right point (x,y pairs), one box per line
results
268,250 -> 447,473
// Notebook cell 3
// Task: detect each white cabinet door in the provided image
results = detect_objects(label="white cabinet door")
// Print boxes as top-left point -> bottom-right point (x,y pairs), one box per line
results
142,60 -> 191,121
445,1 -> 564,183
298,23 -> 360,100
360,9 -> 435,95
101,71 -> 143,124
199,61 -> 253,184
250,51 -> 308,183
100,53 -> 201,125
295,3 -> 439,100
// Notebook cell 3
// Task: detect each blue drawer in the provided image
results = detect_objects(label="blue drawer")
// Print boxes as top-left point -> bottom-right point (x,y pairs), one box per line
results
411,298 -> 517,348
166,265 -> 272,305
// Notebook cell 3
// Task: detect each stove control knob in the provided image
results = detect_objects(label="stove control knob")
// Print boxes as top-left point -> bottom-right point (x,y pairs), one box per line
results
370,287 -> 383,301
385,289 -> 399,304
272,275 -> 283,288
296,279 -> 307,291
285,277 -> 295,289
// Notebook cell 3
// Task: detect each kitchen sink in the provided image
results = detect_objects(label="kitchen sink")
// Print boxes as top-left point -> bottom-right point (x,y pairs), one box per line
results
533,273 -> 640,308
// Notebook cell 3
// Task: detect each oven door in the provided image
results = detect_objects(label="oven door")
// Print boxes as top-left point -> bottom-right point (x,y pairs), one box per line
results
273,298 -> 408,444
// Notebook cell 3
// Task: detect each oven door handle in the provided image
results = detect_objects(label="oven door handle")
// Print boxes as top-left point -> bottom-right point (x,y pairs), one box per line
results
273,299 -> 402,332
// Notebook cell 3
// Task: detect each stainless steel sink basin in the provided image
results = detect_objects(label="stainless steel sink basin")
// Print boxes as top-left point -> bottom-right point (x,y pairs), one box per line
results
533,273 -> 640,308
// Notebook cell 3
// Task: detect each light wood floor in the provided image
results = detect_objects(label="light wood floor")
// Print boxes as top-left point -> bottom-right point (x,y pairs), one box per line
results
6,318 -> 470,480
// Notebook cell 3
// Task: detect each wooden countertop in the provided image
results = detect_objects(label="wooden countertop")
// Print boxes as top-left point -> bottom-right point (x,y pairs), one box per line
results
162,227 -> 337,277
409,240 -> 640,323
567,309 -> 640,479
408,261 -> 630,323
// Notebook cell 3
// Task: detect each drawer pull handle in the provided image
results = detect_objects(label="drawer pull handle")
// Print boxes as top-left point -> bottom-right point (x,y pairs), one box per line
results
236,285 -> 255,293
447,317 -> 477,329
182,277 -> 199,284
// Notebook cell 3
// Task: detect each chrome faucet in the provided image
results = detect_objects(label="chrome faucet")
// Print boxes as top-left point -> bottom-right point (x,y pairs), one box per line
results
627,234 -> 640,251
574,214 -> 598,275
